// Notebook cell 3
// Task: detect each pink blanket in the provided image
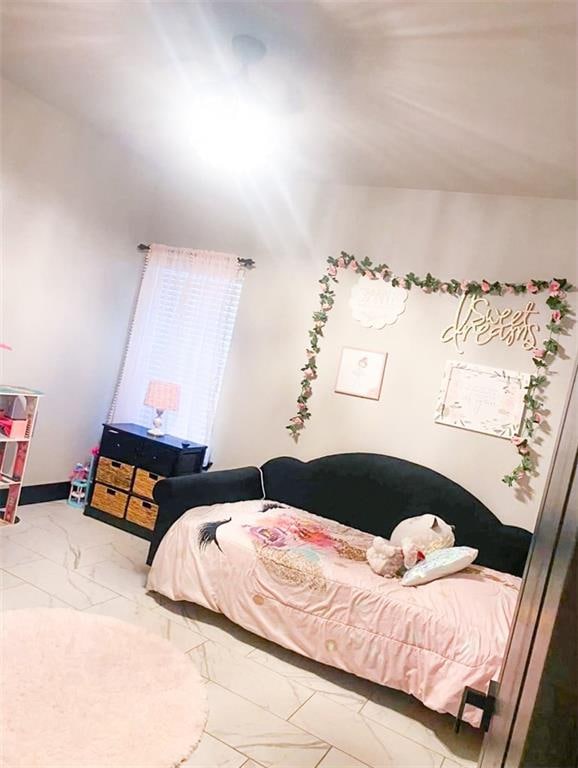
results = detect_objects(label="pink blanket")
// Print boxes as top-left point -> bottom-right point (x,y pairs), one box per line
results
147,500 -> 520,725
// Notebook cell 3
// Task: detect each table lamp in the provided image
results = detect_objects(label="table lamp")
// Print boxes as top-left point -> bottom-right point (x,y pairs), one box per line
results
144,380 -> 180,437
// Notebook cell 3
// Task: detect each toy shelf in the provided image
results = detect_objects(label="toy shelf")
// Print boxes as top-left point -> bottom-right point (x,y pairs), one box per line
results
0,385 -> 42,524
0,473 -> 20,487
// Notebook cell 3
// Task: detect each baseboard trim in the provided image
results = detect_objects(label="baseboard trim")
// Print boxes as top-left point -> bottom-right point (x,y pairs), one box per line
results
17,482 -> 71,506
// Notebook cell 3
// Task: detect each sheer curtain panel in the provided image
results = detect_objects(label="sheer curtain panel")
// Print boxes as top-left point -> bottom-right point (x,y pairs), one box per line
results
110,244 -> 245,450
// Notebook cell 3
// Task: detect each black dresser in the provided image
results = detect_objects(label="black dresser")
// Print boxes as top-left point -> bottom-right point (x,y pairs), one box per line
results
84,423 -> 207,540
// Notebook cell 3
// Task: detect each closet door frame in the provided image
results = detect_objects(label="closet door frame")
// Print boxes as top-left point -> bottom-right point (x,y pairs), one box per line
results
479,361 -> 577,767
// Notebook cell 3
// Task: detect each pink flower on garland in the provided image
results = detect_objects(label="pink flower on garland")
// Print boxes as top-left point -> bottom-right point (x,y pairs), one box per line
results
400,278 -> 409,289
349,260 -> 358,271
481,280 -> 491,293
548,280 -> 561,296
297,402 -> 307,412
440,283 -> 449,293
512,436 -> 530,455
551,310 -> 562,323
533,412 -> 543,424
290,416 -> 304,427
532,348 -> 546,360
527,281 -> 538,294
504,284 -> 515,294
304,369 -> 317,380
327,265 -> 337,278
306,349 -> 316,360
460,280 -> 469,293
337,257 -> 346,269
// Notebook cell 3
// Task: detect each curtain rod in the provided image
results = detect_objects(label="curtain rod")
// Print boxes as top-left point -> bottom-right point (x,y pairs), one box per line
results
137,243 -> 254,269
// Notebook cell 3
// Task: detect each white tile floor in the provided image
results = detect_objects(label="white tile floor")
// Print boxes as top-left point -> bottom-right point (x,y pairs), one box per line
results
0,501 -> 482,768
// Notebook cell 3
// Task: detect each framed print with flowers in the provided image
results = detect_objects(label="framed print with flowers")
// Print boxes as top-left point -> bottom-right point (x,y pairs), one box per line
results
435,361 -> 530,439
335,347 -> 387,400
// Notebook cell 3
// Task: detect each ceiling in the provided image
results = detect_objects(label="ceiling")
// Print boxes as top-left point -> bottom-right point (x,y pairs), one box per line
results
1,1 -> 576,198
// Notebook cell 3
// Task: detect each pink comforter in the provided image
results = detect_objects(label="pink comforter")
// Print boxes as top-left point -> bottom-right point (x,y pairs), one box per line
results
147,500 -> 520,725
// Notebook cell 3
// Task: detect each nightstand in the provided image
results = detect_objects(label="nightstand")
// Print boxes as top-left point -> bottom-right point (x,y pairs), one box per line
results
84,422 -> 207,540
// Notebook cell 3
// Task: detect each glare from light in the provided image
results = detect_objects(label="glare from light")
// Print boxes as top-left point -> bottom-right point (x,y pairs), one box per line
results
192,94 -> 283,173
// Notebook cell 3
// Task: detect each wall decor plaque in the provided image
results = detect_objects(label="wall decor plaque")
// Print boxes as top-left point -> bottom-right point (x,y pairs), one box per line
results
441,295 -> 540,354
349,277 -> 408,329
434,361 -> 530,438
335,347 -> 387,400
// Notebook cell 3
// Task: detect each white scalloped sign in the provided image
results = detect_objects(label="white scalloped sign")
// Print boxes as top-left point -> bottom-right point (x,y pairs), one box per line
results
349,277 -> 408,329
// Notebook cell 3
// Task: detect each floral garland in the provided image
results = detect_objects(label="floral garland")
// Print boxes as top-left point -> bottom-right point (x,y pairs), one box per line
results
286,251 -> 573,488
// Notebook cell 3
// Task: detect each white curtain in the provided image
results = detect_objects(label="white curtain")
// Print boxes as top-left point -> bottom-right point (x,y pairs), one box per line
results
110,244 -> 245,451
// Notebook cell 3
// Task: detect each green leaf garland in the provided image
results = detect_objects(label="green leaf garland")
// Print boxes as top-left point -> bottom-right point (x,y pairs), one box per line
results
286,253 -> 574,490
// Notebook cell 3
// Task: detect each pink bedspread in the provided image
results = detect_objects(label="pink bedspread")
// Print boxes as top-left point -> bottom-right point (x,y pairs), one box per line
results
147,500 -> 520,725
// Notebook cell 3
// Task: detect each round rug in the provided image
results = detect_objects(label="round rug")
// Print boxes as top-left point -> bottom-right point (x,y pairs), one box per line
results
0,609 -> 207,768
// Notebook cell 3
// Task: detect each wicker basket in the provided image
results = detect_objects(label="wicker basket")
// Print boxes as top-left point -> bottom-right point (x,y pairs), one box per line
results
126,496 -> 158,530
96,457 -> 134,491
133,468 -> 164,501
91,483 -> 128,518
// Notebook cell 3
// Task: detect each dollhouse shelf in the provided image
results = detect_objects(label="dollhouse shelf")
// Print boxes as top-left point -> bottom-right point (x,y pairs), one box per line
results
0,473 -> 20,487
0,385 -> 42,524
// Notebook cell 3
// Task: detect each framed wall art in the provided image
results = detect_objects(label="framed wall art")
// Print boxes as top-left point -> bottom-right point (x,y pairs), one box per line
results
335,347 -> 387,400
434,360 -> 530,438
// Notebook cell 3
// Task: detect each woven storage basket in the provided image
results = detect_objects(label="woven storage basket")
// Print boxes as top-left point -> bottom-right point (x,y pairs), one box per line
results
91,483 -> 128,518
96,457 -> 134,491
126,496 -> 158,530
133,468 -> 164,501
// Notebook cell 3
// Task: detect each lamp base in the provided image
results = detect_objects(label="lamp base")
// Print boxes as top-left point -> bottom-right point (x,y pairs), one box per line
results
147,409 -> 165,437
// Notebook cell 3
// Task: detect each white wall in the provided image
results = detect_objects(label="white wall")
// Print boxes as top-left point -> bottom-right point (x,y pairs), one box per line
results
2,77 -> 575,532
152,175 -> 576,530
1,79 -> 156,484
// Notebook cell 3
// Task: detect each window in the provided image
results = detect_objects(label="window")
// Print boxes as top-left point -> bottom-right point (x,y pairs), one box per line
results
110,244 -> 246,451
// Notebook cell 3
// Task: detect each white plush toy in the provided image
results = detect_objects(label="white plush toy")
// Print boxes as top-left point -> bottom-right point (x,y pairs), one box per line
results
390,514 -> 454,553
366,514 -> 455,578
366,536 -> 423,577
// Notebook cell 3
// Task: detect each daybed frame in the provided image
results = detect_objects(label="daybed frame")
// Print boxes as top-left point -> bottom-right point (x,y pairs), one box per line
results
147,453 -> 531,576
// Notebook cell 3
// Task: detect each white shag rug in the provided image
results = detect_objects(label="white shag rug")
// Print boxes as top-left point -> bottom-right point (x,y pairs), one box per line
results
0,609 -> 207,768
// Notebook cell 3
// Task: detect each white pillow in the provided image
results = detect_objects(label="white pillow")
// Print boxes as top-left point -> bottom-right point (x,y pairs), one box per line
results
401,546 -> 478,587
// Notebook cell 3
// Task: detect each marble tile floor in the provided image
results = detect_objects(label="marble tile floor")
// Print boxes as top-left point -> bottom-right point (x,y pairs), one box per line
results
0,501 -> 483,768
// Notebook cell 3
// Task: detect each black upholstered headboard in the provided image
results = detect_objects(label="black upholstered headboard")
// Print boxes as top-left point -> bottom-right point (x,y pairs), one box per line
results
262,453 -> 531,576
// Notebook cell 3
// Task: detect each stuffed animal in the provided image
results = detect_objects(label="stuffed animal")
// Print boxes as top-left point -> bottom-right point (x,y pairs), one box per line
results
390,514 -> 454,554
366,537 -> 402,577
366,514 -> 455,578
366,536 -> 424,577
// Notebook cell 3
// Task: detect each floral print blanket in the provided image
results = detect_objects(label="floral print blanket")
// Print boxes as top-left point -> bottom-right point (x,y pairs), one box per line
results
147,499 -> 520,726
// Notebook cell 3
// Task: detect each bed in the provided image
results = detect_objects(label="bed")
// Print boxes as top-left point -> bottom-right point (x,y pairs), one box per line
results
146,453 -> 532,725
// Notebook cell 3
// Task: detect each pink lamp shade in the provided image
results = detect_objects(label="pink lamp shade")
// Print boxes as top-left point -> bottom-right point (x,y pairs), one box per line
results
144,381 -> 180,412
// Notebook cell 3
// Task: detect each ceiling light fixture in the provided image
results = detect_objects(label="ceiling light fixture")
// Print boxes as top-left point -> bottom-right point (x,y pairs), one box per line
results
192,34 -> 284,173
